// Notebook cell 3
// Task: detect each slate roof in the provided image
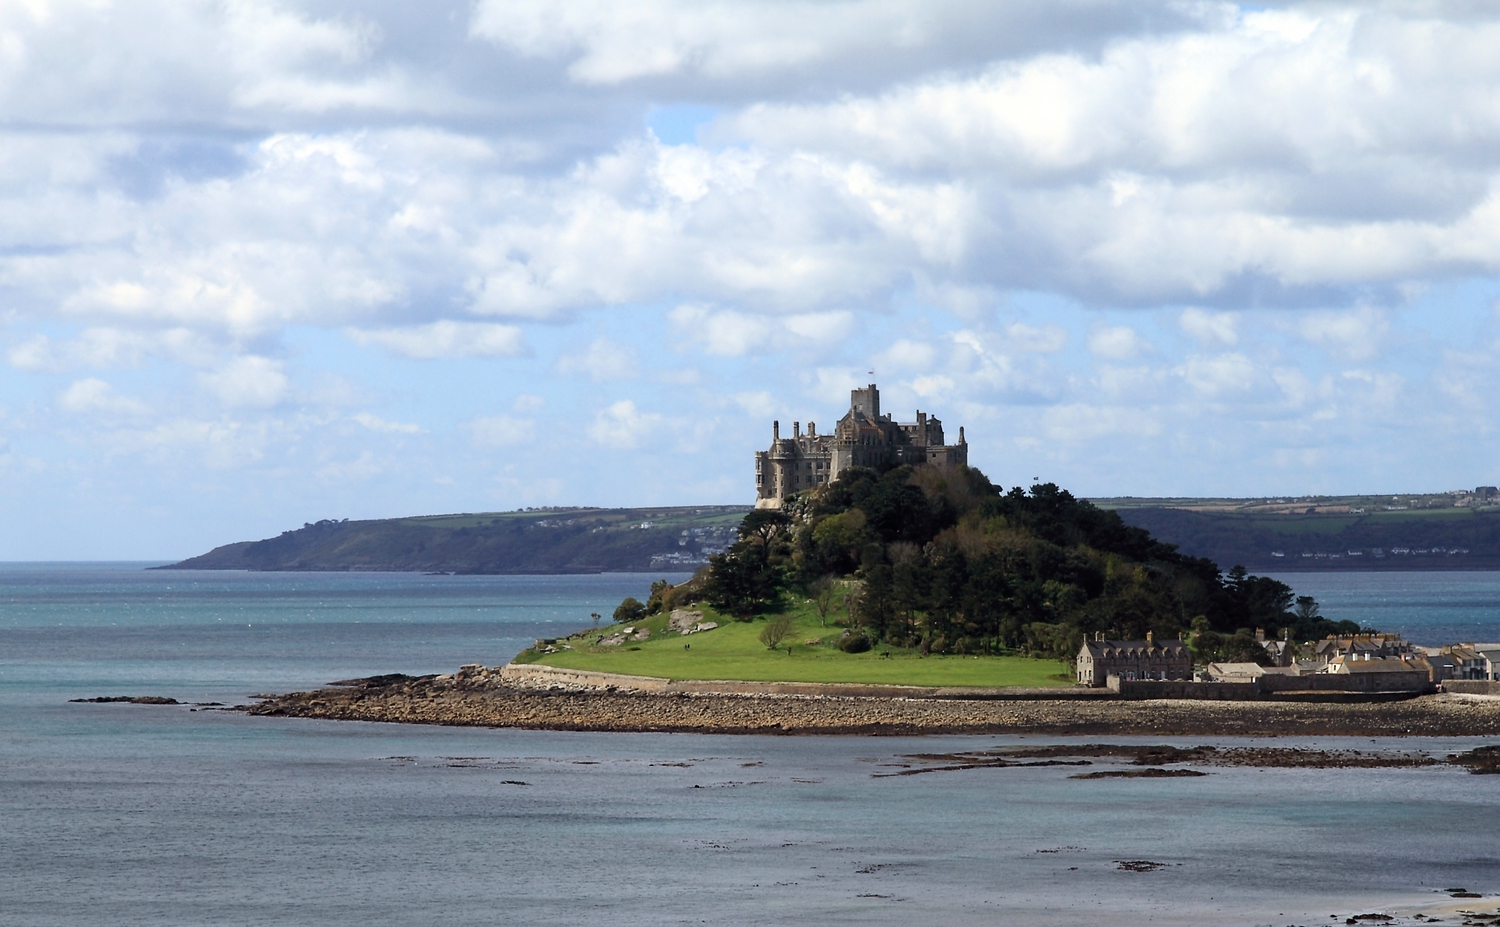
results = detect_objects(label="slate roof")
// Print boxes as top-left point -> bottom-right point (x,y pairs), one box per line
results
1080,639 -> 1189,659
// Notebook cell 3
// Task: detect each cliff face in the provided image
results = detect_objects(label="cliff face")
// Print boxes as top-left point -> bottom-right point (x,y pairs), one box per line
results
162,506 -> 750,574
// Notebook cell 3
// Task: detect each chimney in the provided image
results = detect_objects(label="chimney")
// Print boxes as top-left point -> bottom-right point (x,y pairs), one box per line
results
1255,628 -> 1265,642
1146,630 -> 1154,644
773,420 -> 780,441
794,422 -> 801,438
808,422 -> 816,436
1095,631 -> 1104,642
959,426 -> 966,445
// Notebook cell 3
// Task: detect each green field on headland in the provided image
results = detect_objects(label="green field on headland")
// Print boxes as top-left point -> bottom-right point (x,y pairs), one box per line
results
518,602 -> 1070,688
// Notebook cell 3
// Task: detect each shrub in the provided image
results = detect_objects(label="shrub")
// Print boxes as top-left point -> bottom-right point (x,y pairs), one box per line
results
613,596 -> 647,625
759,613 -> 794,649
838,629 -> 872,654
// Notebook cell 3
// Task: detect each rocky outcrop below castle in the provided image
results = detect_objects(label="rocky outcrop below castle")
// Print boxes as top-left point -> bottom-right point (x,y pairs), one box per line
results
241,665 -> 1500,736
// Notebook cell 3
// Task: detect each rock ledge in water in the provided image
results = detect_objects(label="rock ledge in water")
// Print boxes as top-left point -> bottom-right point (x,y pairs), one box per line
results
69,695 -> 179,705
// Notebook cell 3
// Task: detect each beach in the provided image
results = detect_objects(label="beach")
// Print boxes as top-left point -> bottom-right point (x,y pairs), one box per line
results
245,672 -> 1500,736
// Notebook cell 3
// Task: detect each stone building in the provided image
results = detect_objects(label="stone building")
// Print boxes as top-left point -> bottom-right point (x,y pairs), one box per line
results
753,383 -> 968,509
1076,634 -> 1192,687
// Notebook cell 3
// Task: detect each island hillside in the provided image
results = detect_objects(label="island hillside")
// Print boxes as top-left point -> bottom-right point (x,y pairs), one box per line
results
160,505 -> 750,574
517,464 -> 1361,685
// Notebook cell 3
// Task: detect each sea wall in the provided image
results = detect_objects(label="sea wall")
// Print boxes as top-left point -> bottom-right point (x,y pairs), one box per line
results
1109,673 -> 1435,701
1110,679 -> 1260,700
497,662 -> 1110,701
1442,680 -> 1500,696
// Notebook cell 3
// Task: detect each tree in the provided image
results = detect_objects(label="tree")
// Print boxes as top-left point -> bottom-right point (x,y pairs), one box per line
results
701,548 -> 784,618
739,509 -> 793,565
1294,596 -> 1320,622
759,613 -> 794,649
694,462 -> 1399,657
613,597 -> 647,625
810,576 -> 838,626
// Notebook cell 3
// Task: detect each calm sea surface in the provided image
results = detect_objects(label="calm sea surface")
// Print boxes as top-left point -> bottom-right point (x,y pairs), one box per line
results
2,565 -> 1499,926
1266,570 -> 1500,645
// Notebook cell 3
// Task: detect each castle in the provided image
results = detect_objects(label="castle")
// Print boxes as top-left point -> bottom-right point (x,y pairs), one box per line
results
754,383 -> 967,509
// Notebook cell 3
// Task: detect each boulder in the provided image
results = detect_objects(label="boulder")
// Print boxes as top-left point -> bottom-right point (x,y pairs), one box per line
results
669,609 -> 705,634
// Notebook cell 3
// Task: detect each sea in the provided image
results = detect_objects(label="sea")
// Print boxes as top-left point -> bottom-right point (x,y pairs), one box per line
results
2,564 -> 1498,927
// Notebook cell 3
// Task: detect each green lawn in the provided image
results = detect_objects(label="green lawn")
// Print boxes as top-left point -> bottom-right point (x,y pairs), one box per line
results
522,603 -> 1070,688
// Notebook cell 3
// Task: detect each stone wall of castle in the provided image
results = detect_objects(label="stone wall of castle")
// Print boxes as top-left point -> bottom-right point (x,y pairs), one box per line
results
754,383 -> 967,508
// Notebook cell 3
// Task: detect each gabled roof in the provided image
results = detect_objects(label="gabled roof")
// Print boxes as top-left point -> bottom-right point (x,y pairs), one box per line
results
1205,662 -> 1265,677
1081,639 -> 1189,659
1327,656 -> 1423,674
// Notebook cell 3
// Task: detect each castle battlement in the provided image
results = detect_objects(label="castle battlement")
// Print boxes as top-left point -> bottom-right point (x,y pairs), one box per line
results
754,383 -> 967,508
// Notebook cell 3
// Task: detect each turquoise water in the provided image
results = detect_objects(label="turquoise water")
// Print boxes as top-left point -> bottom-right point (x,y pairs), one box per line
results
3,565 -> 1499,926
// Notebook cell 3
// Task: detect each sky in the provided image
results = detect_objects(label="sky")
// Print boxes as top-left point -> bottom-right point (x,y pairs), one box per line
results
5,0 -> 1500,559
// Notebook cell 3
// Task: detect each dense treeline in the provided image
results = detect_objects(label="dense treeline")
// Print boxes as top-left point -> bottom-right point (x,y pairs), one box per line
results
693,465 -> 1360,662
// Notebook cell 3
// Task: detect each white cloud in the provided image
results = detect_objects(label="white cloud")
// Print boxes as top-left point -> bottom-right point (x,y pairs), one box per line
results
351,413 -> 421,434
1087,325 -> 1150,360
876,338 -> 938,371
946,328 -> 1065,400
1179,309 -> 1239,347
8,327 -> 218,372
557,337 -> 638,381
1296,307 -> 1389,361
783,311 -> 855,344
56,378 -> 151,417
587,399 -> 663,449
9,0 -> 1500,551
909,374 -> 955,400
469,0 -> 1194,86
198,356 -> 289,408
347,322 -> 529,360
96,417 -> 276,470
315,451 -> 385,483
1179,353 -> 1259,397
667,305 -> 862,357
733,390 -> 777,419
467,414 -> 536,447
1044,403 -> 1162,442
1004,322 -> 1067,353
668,305 -> 772,356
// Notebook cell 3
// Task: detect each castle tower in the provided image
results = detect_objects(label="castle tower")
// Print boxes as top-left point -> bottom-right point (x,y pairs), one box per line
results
754,383 -> 968,508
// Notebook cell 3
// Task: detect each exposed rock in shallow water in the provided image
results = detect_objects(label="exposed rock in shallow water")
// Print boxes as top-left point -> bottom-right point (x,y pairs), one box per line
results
1071,768 -> 1210,779
69,695 -> 179,705
329,674 -> 433,688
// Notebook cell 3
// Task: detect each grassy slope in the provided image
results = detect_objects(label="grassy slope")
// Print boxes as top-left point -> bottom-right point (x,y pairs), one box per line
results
523,601 -> 1069,688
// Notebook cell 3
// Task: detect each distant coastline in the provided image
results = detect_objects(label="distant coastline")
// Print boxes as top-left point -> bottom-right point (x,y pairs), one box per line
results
1110,501 -> 1500,573
159,495 -> 1500,575
158,505 -> 749,574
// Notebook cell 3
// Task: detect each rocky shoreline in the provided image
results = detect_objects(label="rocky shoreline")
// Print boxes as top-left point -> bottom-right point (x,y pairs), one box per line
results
242,671 -> 1500,737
